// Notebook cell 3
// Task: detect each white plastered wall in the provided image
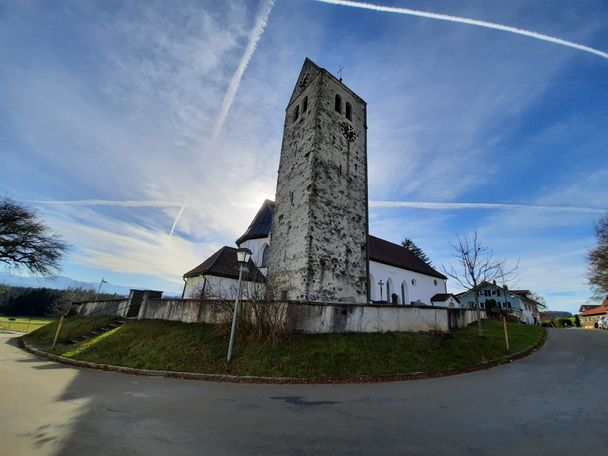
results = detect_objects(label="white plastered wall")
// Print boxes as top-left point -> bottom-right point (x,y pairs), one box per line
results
369,261 -> 447,305
237,237 -> 270,276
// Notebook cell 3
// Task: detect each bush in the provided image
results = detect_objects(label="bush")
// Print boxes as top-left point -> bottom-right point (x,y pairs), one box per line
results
552,317 -> 574,328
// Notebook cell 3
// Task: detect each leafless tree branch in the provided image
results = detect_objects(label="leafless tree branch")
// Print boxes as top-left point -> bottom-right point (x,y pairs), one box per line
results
0,198 -> 69,276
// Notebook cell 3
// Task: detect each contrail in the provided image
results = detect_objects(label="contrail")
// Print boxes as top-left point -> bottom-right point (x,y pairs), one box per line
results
31,199 -> 184,207
168,201 -> 187,238
211,0 -> 276,142
369,200 -> 607,213
313,0 -> 608,60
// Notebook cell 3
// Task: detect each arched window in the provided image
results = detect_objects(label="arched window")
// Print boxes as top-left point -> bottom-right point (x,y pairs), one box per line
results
334,94 -> 342,113
345,102 -> 352,120
386,279 -> 392,304
293,105 -> 299,123
401,282 -> 408,306
302,96 -> 308,113
369,274 -> 376,302
261,245 -> 270,268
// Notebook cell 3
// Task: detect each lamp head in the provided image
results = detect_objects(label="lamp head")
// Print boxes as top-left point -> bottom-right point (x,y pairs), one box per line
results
236,247 -> 252,264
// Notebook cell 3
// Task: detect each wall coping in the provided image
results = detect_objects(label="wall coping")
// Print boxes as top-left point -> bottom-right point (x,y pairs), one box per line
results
73,298 -> 128,305
146,297 -> 475,311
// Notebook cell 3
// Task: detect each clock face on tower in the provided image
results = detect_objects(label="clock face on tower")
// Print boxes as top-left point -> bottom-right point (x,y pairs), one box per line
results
340,121 -> 357,142
297,72 -> 309,93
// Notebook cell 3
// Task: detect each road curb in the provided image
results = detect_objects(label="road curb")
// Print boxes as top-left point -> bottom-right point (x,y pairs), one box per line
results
19,328 -> 547,384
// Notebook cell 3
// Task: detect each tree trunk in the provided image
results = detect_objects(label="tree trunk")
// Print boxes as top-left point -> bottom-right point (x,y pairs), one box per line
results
474,293 -> 483,337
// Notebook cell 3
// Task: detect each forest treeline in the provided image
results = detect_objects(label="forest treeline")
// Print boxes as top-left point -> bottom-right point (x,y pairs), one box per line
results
0,285 -> 125,316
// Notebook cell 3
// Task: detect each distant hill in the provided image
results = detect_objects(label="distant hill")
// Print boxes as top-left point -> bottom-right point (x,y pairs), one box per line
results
0,272 -> 132,296
541,310 -> 572,319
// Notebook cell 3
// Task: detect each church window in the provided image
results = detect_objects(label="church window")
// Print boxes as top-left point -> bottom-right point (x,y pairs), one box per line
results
411,278 -> 416,286
345,102 -> 352,120
261,245 -> 270,268
433,280 -> 437,286
303,96 -> 308,113
334,94 -> 342,113
339,164 -> 342,175
293,105 -> 299,123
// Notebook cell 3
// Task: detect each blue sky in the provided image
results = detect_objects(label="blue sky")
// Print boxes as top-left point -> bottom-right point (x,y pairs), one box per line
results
1,0 -> 606,312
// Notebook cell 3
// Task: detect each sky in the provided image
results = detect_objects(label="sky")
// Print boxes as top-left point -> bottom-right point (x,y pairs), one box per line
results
1,0 -> 607,312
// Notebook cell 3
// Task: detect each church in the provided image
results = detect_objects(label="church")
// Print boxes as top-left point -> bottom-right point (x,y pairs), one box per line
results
183,58 -> 451,307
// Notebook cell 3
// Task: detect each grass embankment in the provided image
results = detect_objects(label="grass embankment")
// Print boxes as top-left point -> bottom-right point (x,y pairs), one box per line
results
24,316 -> 119,345
25,318 -> 544,378
0,316 -> 56,333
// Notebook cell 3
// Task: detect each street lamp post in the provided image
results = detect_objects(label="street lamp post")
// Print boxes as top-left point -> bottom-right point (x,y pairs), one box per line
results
378,280 -> 384,303
94,277 -> 107,301
227,247 -> 252,363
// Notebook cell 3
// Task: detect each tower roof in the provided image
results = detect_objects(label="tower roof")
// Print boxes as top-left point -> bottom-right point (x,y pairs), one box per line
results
287,57 -> 365,109
235,199 -> 275,245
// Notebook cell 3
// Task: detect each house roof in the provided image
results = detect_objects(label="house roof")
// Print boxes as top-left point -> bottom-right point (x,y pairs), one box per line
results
579,303 -> 608,317
368,235 -> 447,279
183,246 -> 265,282
511,290 -> 530,297
235,200 -> 275,245
431,293 -> 460,303
579,304 -> 600,313
455,282 -> 545,308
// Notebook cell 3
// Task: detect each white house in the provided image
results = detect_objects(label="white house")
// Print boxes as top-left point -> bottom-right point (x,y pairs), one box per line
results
183,200 -> 449,306
456,281 -> 543,324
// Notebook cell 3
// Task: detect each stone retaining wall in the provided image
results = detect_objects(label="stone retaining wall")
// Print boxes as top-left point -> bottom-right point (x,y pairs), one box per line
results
73,290 -> 485,333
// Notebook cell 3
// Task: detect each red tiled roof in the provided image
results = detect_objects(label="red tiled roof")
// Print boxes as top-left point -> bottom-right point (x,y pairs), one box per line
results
579,304 -> 608,317
579,304 -> 600,313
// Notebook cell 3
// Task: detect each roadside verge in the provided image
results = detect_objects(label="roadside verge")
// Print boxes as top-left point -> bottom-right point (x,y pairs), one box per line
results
19,329 -> 547,384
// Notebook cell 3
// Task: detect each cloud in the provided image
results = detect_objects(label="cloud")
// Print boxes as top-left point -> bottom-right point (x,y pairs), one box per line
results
43,206 -> 213,286
313,0 -> 608,59
369,200 -> 606,213
31,200 -> 183,208
211,0 -> 276,141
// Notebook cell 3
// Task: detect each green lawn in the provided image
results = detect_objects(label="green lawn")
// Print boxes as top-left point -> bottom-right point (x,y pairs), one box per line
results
24,318 -> 545,378
0,316 -> 55,333
24,316 -> 119,345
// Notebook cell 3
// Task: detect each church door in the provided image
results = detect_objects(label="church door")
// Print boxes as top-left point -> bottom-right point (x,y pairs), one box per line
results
391,293 -> 399,305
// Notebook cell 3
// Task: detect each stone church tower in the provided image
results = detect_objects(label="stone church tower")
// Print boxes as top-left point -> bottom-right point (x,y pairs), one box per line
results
268,58 -> 369,303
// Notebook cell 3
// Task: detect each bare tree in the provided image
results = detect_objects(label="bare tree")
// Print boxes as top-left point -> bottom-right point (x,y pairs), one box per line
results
0,198 -> 68,275
586,213 -> 608,296
442,230 -> 517,336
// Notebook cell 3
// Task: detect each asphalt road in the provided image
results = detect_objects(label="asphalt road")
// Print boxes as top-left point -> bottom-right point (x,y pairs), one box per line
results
1,328 -> 607,456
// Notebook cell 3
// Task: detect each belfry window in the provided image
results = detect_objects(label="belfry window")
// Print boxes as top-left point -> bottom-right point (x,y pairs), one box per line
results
345,102 -> 352,120
293,105 -> 299,123
303,96 -> 308,113
334,94 -> 342,113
